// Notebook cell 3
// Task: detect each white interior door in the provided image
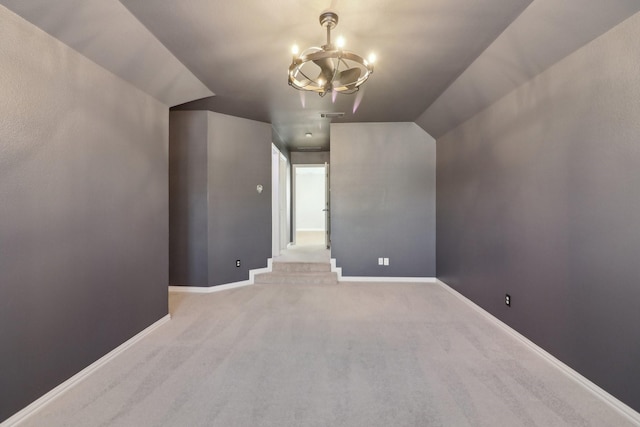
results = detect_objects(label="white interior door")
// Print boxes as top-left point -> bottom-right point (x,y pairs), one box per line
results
293,164 -> 326,246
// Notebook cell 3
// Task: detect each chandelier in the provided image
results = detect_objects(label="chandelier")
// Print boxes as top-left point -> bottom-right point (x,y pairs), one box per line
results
288,10 -> 375,97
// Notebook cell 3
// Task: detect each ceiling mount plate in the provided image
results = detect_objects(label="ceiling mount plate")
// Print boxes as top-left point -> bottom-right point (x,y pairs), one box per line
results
319,10 -> 339,29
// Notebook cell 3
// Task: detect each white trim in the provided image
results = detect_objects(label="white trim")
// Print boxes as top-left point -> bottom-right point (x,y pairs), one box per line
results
272,143 -> 281,257
330,259 -> 435,283
2,314 -> 171,427
249,259 -> 273,282
169,282 -> 252,293
341,276 -> 436,283
168,260 -> 273,294
436,279 -> 640,426
330,258 -> 342,280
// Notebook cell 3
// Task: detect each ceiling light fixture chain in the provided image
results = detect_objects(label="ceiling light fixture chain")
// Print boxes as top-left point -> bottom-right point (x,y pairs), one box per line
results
288,10 -> 375,97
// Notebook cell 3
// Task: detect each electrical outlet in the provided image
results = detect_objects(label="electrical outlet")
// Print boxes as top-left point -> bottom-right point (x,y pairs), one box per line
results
505,294 -> 511,307
378,258 -> 384,265
236,260 -> 241,268
383,258 -> 389,266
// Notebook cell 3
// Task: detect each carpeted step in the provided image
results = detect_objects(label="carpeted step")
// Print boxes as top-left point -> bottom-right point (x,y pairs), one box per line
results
271,261 -> 331,273
254,271 -> 338,285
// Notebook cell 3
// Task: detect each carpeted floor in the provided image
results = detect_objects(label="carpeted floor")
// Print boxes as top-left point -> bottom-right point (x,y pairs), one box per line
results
20,282 -> 634,426
273,245 -> 330,263
294,230 -> 326,246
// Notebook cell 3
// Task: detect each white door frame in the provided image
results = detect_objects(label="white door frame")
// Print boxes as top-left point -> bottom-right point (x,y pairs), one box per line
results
292,163 -> 328,247
271,145 -> 280,257
279,152 -> 289,251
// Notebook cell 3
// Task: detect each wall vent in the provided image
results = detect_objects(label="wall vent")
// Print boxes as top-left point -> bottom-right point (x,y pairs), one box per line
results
321,112 -> 345,119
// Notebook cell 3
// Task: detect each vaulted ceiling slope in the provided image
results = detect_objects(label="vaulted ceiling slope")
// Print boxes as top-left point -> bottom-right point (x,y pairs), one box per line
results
3,1 -> 640,149
416,0 -> 640,138
0,0 -> 213,106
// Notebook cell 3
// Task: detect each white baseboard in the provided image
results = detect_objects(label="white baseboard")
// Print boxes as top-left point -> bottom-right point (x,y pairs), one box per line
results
169,260 -> 273,294
330,258 -> 342,279
341,276 -> 436,283
436,279 -> 640,426
2,314 -> 171,427
330,259 -> 435,283
169,282 -> 251,293
250,259 -> 273,282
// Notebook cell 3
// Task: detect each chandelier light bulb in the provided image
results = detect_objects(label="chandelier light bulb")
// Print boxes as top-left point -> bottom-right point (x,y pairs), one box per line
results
291,44 -> 299,55
336,36 -> 345,48
368,53 -> 377,64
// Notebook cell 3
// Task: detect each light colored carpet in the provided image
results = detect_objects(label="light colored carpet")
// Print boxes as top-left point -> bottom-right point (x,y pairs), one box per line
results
274,245 -> 330,263
295,230 -> 326,246
254,261 -> 338,285
20,282 -> 634,427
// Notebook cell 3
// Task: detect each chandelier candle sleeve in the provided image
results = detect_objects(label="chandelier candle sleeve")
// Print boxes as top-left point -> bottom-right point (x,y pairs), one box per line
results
288,10 -> 375,97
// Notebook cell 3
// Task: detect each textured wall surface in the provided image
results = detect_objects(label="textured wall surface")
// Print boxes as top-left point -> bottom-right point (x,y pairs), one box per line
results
1,0 -> 214,106
208,112 -> 272,285
0,6 -> 168,422
169,111 -> 209,286
437,12 -> 640,411
169,111 -> 272,287
331,123 -> 436,277
415,0 -> 640,139
290,151 -> 330,165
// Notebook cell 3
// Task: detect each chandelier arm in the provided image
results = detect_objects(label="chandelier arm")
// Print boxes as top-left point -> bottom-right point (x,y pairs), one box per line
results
330,57 -> 340,86
301,46 -> 322,57
289,65 -> 313,90
297,69 -> 318,86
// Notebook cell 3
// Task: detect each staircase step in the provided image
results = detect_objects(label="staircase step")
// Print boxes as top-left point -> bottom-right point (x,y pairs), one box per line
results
254,271 -> 338,285
272,261 -> 331,273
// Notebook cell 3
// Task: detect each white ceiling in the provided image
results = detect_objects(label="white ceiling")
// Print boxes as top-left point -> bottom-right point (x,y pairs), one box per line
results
3,0 -> 640,150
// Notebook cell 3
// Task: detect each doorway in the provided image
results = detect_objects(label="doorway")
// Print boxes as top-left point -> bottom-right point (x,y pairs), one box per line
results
293,164 -> 329,248
271,145 -> 289,257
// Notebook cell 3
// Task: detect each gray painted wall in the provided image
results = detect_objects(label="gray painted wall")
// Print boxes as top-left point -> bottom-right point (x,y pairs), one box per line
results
208,112 -> 272,285
290,151 -> 330,165
331,123 -> 436,277
0,7 -> 168,422
436,12 -> 640,411
169,111 -> 272,287
169,112 -> 209,286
